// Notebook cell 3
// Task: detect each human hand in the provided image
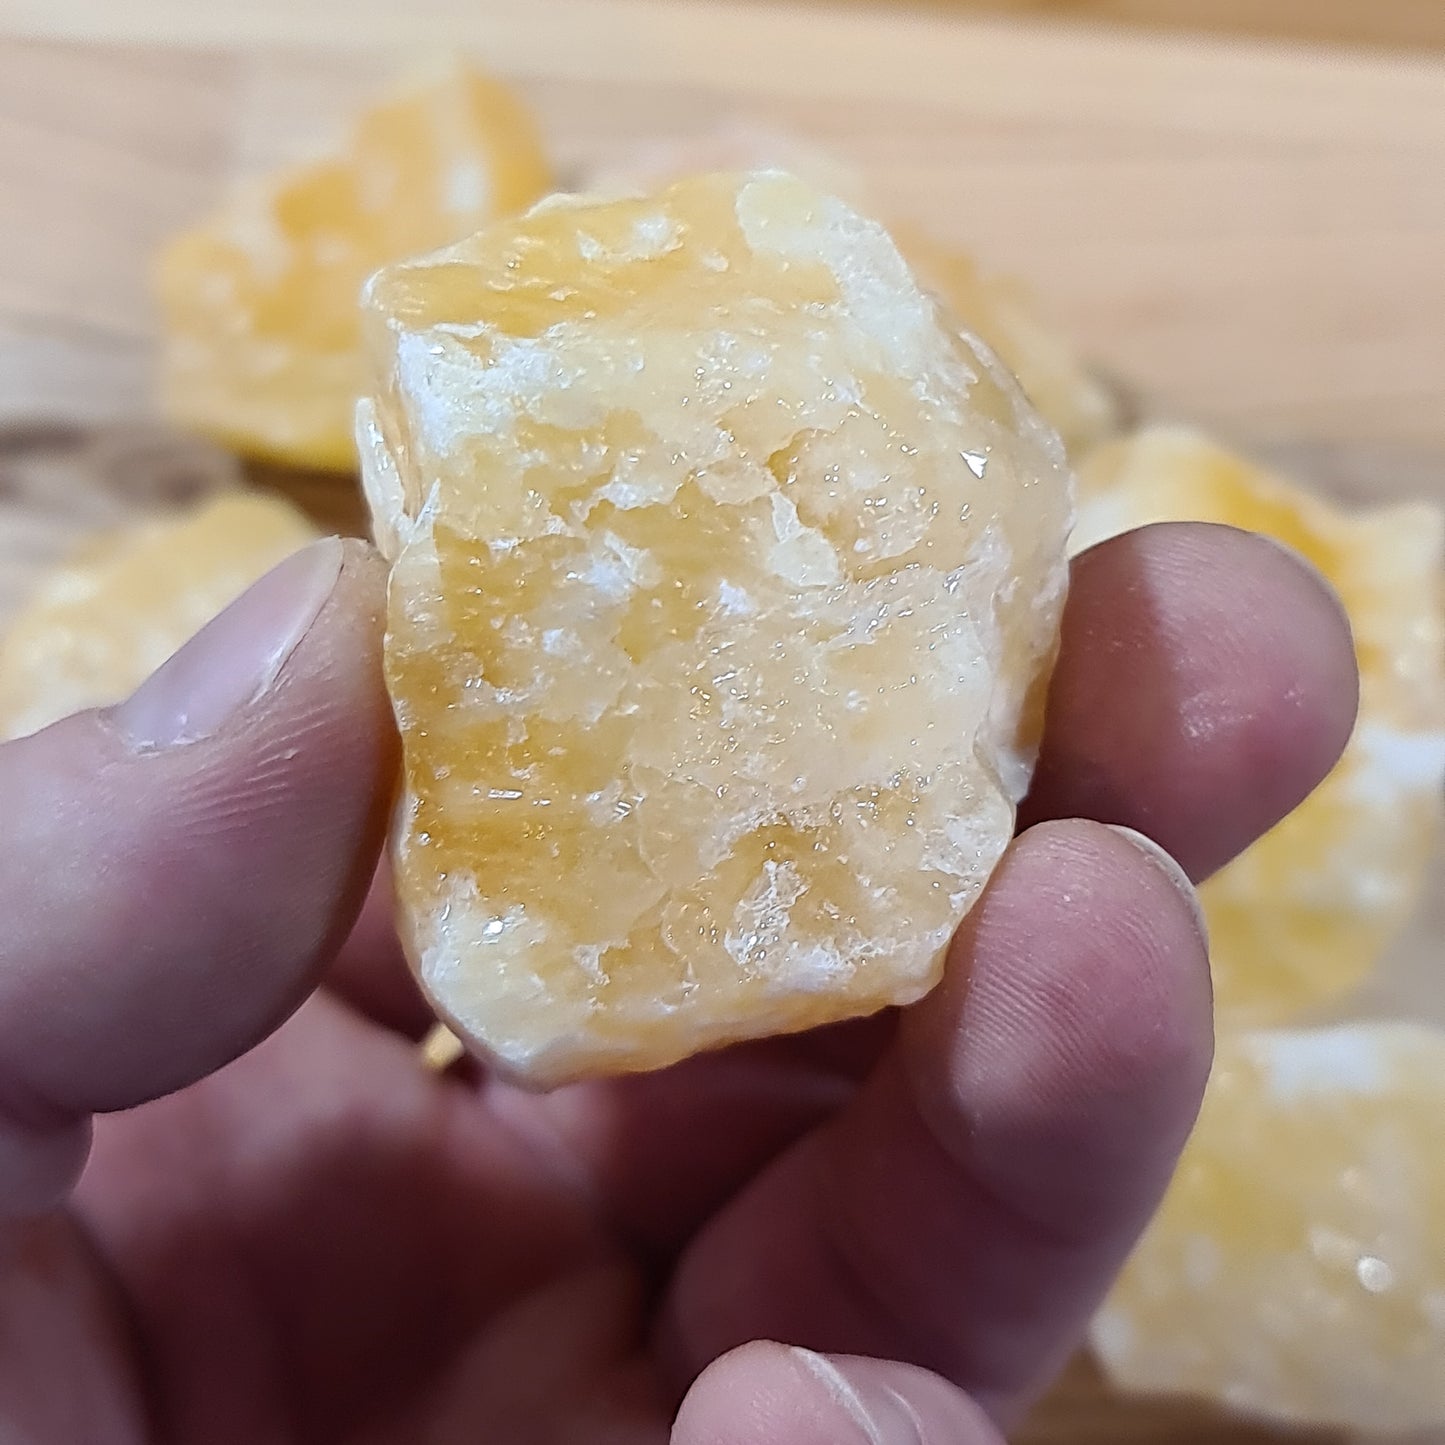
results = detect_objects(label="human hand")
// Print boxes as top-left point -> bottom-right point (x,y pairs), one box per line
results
0,522 -> 1356,1444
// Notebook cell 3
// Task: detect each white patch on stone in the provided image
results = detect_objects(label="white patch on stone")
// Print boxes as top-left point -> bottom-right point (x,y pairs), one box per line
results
1351,723 -> 1445,800
1091,1307 -> 1137,1365
356,395 -> 407,556
1071,490 -> 1148,557
725,859 -> 806,969
628,212 -> 681,258
764,492 -> 842,587
1356,1255 -> 1396,1294
1250,1027 -> 1389,1103
220,195 -> 289,283
716,579 -> 755,616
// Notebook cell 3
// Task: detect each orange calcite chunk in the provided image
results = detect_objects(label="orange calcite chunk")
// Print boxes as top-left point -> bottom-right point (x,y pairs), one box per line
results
1095,1023 -> 1445,1430
157,64 -> 552,471
898,227 -> 1119,458
589,128 -> 1118,455
0,492 -> 317,740
361,171 -> 1073,1087
1076,427 -> 1445,1024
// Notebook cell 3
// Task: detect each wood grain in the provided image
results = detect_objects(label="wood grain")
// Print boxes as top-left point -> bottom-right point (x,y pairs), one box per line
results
2,12 -> 1444,459
10,0 -> 1445,56
801,0 -> 1445,54
0,13 -> 1442,1444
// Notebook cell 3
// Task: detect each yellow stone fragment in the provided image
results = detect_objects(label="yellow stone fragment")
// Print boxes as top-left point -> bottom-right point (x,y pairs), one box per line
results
157,63 -> 552,471
1076,427 -> 1445,1024
419,1023 -> 466,1073
361,171 -> 1073,1088
0,492 -> 318,741
588,128 -> 1119,455
898,228 -> 1120,459
1095,1023 -> 1445,1431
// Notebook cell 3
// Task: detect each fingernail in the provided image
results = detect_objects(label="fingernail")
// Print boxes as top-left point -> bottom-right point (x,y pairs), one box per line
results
1104,824 -> 1209,946
789,1348 -> 923,1445
108,537 -> 343,751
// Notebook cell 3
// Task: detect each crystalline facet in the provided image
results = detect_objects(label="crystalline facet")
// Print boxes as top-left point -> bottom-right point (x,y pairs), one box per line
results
361,171 -> 1073,1088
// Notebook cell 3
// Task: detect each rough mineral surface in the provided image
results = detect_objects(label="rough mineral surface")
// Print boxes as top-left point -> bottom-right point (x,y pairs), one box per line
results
898,226 -> 1119,460
0,492 -> 317,741
1076,427 -> 1445,1025
588,127 -> 1119,456
361,170 -> 1073,1088
1095,1023 -> 1445,1431
157,63 -> 552,471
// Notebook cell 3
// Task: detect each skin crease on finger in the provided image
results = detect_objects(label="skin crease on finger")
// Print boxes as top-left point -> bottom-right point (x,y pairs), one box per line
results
0,521 -> 1357,1444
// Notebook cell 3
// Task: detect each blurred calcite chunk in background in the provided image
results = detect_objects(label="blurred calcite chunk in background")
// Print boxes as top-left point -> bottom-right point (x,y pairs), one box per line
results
0,491 -> 317,741
1095,1022 -> 1445,1432
1075,426 -> 1445,1025
361,170 -> 1073,1088
587,124 -> 1120,456
0,423 -> 243,627
156,62 -> 553,473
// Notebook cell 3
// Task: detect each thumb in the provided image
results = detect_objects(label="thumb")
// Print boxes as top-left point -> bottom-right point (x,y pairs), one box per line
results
0,536 -> 396,1215
671,1342 -> 1004,1445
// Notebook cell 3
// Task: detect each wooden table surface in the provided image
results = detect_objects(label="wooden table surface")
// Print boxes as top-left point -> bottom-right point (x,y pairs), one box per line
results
10,0 -> 1445,55
814,0 -> 1445,54
1,4 -> 1442,1441
5,0 -> 1445,468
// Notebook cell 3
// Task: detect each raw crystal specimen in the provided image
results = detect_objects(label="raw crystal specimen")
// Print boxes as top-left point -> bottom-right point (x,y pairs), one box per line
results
1095,1023 -> 1445,1431
1076,427 -> 1445,1025
157,63 -> 552,472
587,127 -> 1119,455
361,170 -> 1073,1087
0,492 -> 317,741
898,227 -> 1120,459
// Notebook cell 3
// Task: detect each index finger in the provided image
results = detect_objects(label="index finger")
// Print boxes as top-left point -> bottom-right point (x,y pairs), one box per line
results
1020,520 -> 1359,880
